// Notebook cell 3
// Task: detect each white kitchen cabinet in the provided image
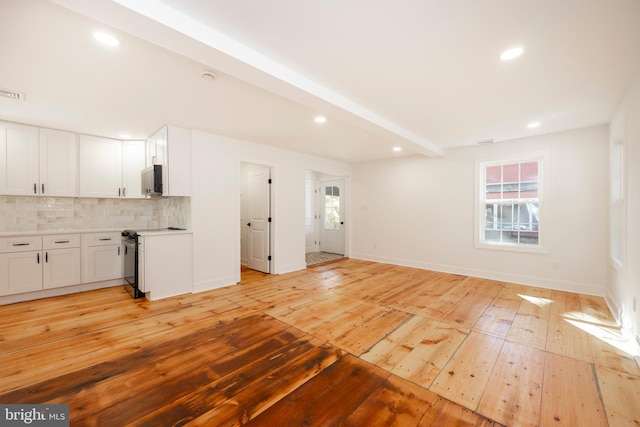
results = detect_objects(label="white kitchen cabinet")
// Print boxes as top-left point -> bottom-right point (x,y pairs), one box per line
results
121,140 -> 146,198
39,128 -> 77,197
81,232 -> 123,283
79,134 -> 122,198
146,126 -> 166,167
0,122 -> 76,197
137,232 -> 192,300
42,234 -> 81,290
145,125 -> 191,197
0,121 -> 39,196
138,236 -> 146,292
79,135 -> 145,198
0,234 -> 82,295
0,235 -> 43,296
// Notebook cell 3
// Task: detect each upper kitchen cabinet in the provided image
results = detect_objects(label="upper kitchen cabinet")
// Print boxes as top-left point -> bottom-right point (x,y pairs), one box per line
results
79,135 -> 145,198
79,134 -> 122,198
121,140 -> 146,198
39,128 -> 77,197
146,125 -> 191,196
0,121 -> 76,197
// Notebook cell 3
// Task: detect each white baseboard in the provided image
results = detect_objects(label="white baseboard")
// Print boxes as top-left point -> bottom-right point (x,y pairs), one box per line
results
350,252 -> 606,296
0,279 -> 125,306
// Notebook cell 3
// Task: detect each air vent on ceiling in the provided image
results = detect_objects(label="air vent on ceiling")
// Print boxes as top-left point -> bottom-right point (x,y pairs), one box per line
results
0,88 -> 25,101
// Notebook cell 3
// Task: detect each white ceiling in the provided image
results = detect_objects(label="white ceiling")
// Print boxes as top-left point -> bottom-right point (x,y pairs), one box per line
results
2,0 -> 640,162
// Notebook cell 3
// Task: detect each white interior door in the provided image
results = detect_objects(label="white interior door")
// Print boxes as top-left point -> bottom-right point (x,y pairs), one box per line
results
246,167 -> 271,273
305,178 -> 318,253
320,179 -> 345,255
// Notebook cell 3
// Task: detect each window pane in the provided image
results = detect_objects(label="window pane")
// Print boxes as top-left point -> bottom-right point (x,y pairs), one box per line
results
480,160 -> 541,249
324,194 -> 340,229
521,162 -> 538,182
486,165 -> 501,184
503,163 -> 519,182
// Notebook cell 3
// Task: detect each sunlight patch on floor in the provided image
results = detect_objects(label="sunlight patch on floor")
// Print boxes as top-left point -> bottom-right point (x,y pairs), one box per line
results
563,311 -> 639,357
518,294 -> 553,307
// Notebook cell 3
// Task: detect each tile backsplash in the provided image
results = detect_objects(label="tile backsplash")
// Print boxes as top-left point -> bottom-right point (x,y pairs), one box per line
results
0,196 -> 191,233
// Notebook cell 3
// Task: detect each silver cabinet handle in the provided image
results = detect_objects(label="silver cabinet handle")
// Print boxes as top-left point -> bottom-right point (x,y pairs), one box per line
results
123,188 -> 126,197
41,183 -> 45,194
12,243 -> 30,246
33,183 -> 37,194
54,240 -> 70,244
98,238 -> 112,241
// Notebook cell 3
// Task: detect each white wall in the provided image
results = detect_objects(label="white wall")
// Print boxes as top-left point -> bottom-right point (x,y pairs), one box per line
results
191,130 -> 351,293
351,125 -> 609,295
608,72 -> 640,342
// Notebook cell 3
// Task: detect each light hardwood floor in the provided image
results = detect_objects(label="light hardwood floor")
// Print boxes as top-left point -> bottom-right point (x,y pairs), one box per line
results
1,259 -> 639,426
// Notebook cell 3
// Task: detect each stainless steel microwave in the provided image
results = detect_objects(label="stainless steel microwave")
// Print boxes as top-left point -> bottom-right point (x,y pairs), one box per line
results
141,164 -> 163,197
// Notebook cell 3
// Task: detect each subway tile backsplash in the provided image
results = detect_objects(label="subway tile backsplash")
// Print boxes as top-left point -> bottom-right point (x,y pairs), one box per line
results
0,196 -> 191,233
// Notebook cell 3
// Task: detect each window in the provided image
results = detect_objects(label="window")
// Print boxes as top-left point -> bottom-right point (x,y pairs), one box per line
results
324,185 -> 341,230
610,141 -> 626,271
478,159 -> 542,249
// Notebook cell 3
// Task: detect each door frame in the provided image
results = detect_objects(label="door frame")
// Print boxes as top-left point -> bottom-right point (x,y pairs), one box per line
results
319,178 -> 346,255
305,171 -> 349,258
240,161 -> 274,274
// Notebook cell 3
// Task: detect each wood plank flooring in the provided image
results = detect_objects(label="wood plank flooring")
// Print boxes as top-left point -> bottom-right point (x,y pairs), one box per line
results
1,259 -> 639,426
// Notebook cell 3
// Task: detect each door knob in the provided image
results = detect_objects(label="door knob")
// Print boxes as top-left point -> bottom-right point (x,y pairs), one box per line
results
247,222 -> 251,227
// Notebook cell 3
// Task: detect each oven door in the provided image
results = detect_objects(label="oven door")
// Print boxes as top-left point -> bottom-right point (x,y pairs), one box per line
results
123,237 -> 137,287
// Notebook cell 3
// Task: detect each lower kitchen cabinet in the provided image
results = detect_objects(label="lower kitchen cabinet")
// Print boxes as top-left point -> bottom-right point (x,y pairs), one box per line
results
137,233 -> 192,300
0,234 -> 82,296
0,250 -> 43,296
82,232 -> 123,283
43,233 -> 81,290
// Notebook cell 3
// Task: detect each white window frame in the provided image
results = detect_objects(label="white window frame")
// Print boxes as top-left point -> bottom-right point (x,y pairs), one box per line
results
475,153 -> 548,253
610,139 -> 626,274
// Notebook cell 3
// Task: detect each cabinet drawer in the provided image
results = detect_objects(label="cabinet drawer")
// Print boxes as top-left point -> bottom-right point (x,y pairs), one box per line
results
0,236 -> 43,253
84,232 -> 121,247
43,234 -> 80,250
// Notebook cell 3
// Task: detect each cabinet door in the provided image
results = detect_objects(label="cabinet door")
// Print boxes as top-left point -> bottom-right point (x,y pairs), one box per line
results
121,140 -> 146,198
39,128 -> 77,197
146,126 -> 167,166
0,251 -> 43,296
0,121 -> 39,196
165,126 -> 191,196
43,248 -> 81,289
84,245 -> 122,283
79,134 -> 122,198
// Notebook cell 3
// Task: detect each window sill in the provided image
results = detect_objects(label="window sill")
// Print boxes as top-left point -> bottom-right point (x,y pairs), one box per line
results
475,241 -> 548,255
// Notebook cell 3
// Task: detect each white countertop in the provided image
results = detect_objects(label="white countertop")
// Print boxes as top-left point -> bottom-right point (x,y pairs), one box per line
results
137,229 -> 192,237
0,228 -> 191,238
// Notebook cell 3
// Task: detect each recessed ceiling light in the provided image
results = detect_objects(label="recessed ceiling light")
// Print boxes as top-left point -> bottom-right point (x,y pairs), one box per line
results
314,116 -> 327,124
500,47 -> 523,61
527,122 -> 541,128
93,31 -> 121,47
392,146 -> 402,152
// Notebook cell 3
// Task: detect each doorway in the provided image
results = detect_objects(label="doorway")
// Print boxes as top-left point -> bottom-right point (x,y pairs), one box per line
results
241,162 -> 272,273
305,171 -> 346,266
